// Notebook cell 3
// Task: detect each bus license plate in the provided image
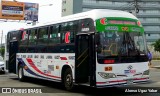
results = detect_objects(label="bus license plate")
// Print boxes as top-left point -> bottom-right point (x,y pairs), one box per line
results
127,79 -> 133,85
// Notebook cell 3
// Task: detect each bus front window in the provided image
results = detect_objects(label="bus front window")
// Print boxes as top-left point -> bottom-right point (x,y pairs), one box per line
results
97,31 -> 148,63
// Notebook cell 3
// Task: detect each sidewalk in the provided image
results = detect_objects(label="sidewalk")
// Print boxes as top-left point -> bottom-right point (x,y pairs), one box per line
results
150,60 -> 160,69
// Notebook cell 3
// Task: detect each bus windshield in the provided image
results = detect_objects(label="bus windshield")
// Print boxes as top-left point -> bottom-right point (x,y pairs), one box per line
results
97,31 -> 148,63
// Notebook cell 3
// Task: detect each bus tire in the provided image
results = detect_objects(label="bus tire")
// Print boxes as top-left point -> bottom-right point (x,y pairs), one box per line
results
63,68 -> 74,91
18,66 -> 26,82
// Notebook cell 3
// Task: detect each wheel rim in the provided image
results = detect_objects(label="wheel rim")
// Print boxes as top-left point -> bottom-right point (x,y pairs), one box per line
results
65,74 -> 72,88
19,68 -> 22,79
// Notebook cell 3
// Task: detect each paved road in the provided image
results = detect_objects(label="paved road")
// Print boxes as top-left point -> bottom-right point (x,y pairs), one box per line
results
151,60 -> 160,68
0,63 -> 160,96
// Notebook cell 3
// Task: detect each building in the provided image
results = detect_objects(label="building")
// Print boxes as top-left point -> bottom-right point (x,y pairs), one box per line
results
62,0 -> 160,44
62,0 -> 82,16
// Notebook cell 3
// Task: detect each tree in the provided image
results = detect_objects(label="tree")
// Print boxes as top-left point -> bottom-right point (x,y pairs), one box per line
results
0,48 -> 5,58
152,39 -> 160,52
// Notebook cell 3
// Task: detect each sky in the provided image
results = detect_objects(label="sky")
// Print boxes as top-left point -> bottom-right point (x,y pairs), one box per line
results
0,0 -> 62,43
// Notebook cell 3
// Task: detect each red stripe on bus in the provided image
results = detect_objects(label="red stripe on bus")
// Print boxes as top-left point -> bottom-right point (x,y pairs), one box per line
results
108,80 -> 127,83
133,77 -> 149,80
60,57 -> 67,60
26,58 -> 61,79
97,80 -> 126,84
96,82 -> 106,84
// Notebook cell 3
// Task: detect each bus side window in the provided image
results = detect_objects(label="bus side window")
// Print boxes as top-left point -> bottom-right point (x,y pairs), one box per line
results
29,29 -> 37,45
49,25 -> 60,45
60,21 -> 77,44
38,26 -> 49,45
20,30 -> 29,45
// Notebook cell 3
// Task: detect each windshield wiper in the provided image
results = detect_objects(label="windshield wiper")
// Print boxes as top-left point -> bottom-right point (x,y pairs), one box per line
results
118,32 -> 140,57
126,32 -> 141,56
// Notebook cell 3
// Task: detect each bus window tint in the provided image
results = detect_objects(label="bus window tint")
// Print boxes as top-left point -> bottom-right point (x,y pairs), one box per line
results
20,30 -> 28,45
38,27 -> 48,45
60,21 -> 77,43
19,46 -> 27,53
47,44 -> 74,53
49,25 -> 60,45
29,29 -> 37,45
28,46 -> 36,53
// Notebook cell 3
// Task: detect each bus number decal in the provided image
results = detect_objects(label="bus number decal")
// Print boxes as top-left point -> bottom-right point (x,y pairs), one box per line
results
121,27 -> 129,31
105,66 -> 112,71
81,28 -> 89,31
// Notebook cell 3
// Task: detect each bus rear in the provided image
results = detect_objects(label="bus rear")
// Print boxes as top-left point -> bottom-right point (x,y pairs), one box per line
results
95,17 -> 149,87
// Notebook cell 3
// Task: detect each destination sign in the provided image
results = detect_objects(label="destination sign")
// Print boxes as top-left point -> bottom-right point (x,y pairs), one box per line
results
109,20 -> 136,25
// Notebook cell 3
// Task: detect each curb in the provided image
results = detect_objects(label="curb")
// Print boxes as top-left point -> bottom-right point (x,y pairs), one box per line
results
152,60 -> 160,61
150,66 -> 160,69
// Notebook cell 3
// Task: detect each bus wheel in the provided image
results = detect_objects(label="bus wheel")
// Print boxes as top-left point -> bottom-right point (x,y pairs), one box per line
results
63,68 -> 74,91
18,66 -> 26,82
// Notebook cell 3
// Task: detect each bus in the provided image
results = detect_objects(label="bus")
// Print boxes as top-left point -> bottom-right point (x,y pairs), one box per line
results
6,9 -> 149,90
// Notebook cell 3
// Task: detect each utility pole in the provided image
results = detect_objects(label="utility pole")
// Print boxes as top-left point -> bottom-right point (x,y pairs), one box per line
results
1,30 -> 3,56
134,0 -> 138,17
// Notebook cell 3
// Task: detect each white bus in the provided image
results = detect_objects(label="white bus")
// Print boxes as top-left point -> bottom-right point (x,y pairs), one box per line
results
6,9 -> 149,90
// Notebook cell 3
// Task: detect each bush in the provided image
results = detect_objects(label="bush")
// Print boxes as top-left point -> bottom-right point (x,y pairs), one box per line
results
0,48 -> 5,58
152,39 -> 160,53
152,58 -> 160,60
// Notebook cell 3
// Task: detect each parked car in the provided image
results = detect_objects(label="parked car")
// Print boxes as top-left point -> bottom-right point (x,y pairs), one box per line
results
0,56 -> 5,74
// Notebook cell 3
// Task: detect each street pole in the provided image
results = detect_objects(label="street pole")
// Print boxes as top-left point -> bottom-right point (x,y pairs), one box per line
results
134,0 -> 138,17
1,30 -> 3,56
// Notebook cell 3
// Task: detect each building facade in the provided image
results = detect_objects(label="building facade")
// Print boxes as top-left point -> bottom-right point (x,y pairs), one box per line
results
62,0 -> 160,44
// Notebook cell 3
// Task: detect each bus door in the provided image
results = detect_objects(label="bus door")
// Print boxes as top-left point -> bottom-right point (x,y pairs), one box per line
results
75,33 -> 96,86
8,41 -> 18,73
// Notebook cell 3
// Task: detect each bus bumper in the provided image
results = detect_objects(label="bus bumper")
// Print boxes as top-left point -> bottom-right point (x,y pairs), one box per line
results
96,77 -> 150,88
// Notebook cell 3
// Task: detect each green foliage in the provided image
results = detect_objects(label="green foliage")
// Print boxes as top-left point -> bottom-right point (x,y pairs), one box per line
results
0,48 -> 5,57
152,39 -> 160,52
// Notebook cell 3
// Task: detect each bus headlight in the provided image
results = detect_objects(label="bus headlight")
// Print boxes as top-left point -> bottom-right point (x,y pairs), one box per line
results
98,72 -> 116,79
143,70 -> 149,75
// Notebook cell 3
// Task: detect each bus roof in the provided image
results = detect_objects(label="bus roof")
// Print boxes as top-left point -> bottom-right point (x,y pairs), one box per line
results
9,9 -> 139,31
41,9 -> 138,25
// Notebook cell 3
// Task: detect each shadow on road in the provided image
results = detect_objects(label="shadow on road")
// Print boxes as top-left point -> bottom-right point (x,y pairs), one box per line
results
9,77 -> 142,96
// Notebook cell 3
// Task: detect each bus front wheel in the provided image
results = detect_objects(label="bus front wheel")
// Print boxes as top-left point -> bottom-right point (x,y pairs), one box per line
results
18,66 -> 26,82
63,68 -> 74,91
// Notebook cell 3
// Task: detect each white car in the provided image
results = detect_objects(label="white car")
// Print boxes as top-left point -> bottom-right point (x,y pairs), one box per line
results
0,56 -> 5,74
